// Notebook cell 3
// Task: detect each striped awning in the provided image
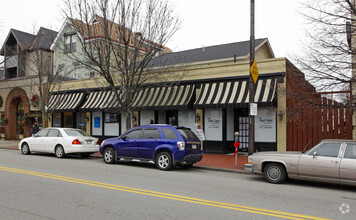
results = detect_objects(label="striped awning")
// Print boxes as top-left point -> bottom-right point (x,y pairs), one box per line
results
132,85 -> 195,110
79,90 -> 119,111
47,92 -> 85,112
194,77 -> 277,108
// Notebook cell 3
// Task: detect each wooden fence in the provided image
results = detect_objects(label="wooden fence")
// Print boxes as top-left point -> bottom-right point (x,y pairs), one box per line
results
287,96 -> 352,151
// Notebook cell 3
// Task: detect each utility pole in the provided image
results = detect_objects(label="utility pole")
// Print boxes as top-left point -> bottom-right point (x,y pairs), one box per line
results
248,0 -> 256,156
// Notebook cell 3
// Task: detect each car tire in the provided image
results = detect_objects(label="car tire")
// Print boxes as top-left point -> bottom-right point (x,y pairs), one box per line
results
21,142 -> 31,155
103,147 -> 116,164
156,152 -> 172,171
55,145 -> 66,158
264,163 -> 287,184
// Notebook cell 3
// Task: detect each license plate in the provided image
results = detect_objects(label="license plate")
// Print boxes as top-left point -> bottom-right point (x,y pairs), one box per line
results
86,140 -> 93,144
192,144 -> 196,149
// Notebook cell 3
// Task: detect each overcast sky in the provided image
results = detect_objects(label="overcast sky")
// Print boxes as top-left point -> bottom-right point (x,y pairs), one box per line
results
0,0 -> 306,58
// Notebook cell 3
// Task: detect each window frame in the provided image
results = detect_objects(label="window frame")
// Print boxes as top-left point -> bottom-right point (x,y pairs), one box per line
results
64,34 -> 77,53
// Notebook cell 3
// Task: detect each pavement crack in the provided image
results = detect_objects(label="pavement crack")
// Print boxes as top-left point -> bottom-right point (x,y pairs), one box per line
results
0,204 -> 53,219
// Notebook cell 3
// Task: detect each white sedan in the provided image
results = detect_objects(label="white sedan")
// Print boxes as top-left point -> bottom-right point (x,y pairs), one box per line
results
19,128 -> 100,158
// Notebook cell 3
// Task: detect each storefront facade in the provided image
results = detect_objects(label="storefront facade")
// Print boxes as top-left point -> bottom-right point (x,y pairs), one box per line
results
47,37 -> 290,153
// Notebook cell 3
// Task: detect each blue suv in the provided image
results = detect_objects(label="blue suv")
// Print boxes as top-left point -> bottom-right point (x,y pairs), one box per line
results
100,124 -> 203,170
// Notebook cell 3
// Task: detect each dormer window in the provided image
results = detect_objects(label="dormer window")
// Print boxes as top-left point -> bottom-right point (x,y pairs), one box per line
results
64,33 -> 76,53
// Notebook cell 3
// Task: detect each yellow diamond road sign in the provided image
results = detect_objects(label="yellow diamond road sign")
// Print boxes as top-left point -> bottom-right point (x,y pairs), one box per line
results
250,59 -> 259,84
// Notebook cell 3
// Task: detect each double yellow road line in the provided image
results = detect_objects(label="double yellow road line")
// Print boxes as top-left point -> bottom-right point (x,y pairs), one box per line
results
0,166 -> 330,220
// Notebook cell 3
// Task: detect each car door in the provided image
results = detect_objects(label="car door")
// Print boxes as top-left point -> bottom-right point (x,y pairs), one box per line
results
298,142 -> 342,182
43,129 -> 63,153
340,143 -> 356,184
137,128 -> 161,159
117,129 -> 142,158
29,129 -> 49,151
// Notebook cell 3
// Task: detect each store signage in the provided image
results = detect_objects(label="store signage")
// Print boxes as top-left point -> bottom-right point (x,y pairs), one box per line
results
25,113 -> 42,118
255,108 -> 276,143
250,103 -> 257,116
94,117 -> 101,128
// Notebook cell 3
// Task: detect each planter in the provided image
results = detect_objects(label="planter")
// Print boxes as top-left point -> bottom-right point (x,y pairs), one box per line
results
18,134 -> 24,140
1,133 -> 5,140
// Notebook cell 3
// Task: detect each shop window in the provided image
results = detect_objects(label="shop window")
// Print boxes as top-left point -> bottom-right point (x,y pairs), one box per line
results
77,113 -> 87,132
64,112 -> 73,128
105,113 -> 119,123
166,110 -> 178,126
53,113 -> 61,127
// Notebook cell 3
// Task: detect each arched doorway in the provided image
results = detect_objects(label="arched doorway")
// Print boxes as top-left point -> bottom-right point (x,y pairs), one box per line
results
5,88 -> 30,140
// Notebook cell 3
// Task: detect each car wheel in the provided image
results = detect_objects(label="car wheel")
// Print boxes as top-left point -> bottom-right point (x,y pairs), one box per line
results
103,148 -> 116,164
21,143 -> 31,155
156,152 -> 172,171
264,163 -> 287,184
55,145 -> 66,158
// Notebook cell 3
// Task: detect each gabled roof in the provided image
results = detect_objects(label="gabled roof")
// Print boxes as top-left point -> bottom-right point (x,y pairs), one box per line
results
51,15 -> 170,52
0,29 -> 36,55
30,27 -> 58,51
149,38 -> 273,67
0,27 -> 57,55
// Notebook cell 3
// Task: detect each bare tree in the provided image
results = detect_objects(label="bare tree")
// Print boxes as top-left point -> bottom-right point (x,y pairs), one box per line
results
60,0 -> 182,130
27,48 -> 63,128
295,0 -> 354,103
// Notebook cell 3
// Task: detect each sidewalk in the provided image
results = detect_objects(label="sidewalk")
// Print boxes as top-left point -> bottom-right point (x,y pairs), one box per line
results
0,140 -> 248,172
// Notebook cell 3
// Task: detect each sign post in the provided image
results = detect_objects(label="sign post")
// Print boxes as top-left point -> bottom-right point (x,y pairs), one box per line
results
248,0 -> 258,156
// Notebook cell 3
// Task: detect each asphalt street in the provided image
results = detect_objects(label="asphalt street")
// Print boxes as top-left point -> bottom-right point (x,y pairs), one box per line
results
0,148 -> 355,220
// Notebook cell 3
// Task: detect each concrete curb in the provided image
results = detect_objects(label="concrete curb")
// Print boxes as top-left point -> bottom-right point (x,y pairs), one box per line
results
193,165 -> 251,174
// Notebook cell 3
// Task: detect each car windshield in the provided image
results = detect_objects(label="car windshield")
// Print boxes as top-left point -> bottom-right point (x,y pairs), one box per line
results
64,129 -> 90,137
177,128 -> 200,141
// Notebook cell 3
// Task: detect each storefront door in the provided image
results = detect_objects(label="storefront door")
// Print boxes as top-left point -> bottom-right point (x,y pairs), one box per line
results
166,110 -> 178,126
234,109 -> 249,152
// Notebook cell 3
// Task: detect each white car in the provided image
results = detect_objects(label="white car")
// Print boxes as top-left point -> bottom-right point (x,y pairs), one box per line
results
19,128 -> 100,158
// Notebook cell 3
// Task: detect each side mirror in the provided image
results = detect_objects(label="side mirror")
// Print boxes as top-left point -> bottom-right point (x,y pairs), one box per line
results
313,152 -> 318,158
121,136 -> 127,141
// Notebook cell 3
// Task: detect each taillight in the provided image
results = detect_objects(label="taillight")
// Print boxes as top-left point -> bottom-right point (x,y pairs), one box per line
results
177,141 -> 185,150
72,139 -> 82,145
96,140 -> 100,145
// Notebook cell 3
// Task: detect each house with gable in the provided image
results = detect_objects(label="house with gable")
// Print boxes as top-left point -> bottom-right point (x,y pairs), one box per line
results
0,27 -> 57,139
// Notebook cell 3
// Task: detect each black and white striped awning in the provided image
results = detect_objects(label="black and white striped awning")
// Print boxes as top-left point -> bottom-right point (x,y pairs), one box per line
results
194,77 -> 277,108
79,90 -> 119,111
132,85 -> 195,110
47,92 -> 85,112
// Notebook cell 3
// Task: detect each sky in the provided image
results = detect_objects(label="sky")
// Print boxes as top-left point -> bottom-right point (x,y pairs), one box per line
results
0,0 -> 306,59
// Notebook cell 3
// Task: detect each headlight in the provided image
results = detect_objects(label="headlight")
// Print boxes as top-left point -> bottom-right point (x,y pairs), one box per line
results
100,140 -> 105,147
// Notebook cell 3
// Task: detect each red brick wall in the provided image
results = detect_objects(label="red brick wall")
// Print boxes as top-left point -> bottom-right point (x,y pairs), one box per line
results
285,61 -> 351,151
4,88 -> 30,140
